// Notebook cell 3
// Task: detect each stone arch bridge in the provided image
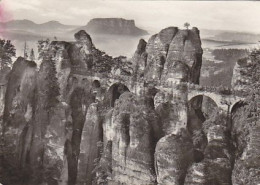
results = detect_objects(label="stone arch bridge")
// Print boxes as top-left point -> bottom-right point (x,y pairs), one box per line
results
69,69 -> 245,114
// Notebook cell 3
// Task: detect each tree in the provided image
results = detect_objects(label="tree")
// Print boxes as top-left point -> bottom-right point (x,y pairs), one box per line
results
184,22 -> 190,30
24,41 -> 29,59
0,39 -> 16,70
29,49 -> 35,61
43,59 -> 60,111
40,50 -> 60,110
113,56 -> 132,76
38,38 -> 50,60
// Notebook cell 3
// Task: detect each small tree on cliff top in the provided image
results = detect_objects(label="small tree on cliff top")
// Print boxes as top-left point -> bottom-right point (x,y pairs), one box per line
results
0,39 -> 16,70
184,22 -> 190,29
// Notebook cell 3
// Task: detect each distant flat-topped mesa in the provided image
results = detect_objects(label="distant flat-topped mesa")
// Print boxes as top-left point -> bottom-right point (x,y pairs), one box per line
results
76,18 -> 148,36
132,27 -> 203,84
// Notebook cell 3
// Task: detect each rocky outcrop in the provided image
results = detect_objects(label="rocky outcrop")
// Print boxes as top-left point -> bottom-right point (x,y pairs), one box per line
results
230,50 -> 260,185
3,26 -> 258,185
0,67 -> 10,118
1,30 -> 98,184
110,92 -> 158,185
66,87 -> 95,185
2,57 -> 37,170
231,106 -> 260,185
155,130 -> 194,185
155,90 -> 187,135
77,103 -> 102,185
139,27 -> 203,83
78,18 -> 148,36
131,27 -> 204,185
184,111 -> 233,185
132,39 -> 147,78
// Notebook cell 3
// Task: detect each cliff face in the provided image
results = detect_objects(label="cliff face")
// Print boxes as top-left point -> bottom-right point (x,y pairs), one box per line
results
230,51 -> 260,185
0,67 -> 10,121
1,31 -> 98,185
77,18 -> 148,36
0,58 -> 37,184
133,27 -> 203,84
108,92 -> 158,184
231,106 -> 260,185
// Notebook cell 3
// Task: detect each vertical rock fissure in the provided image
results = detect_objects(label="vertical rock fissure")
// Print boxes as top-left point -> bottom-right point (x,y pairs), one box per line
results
67,88 -> 88,185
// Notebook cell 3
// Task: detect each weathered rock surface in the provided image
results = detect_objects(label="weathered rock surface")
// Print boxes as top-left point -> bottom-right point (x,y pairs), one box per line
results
3,57 -> 37,170
110,92 -> 158,185
230,51 -> 260,185
0,67 -> 10,118
231,106 -> 260,185
184,162 -> 207,185
77,103 -> 102,185
141,27 -> 203,83
1,30 -> 99,184
155,130 -> 194,185
132,39 -> 147,78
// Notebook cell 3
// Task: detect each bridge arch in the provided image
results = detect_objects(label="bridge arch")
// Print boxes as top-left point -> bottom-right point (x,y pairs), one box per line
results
187,95 -> 218,132
231,100 -> 246,115
187,94 -> 219,162
188,91 -> 230,111
106,82 -> 130,107
92,80 -> 101,88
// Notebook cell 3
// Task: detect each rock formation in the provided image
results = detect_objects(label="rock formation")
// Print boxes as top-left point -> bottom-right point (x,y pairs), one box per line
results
155,130 -> 194,185
230,50 -> 260,185
109,93 -> 158,185
134,27 -> 203,83
0,26 -> 259,185
231,106 -> 260,185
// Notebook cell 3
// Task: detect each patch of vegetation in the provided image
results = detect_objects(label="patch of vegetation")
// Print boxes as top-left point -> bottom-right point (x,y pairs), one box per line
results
0,39 -> 16,70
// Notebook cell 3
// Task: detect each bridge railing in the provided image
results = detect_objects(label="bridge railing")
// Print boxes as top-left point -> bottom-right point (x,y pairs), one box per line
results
69,67 -> 246,97
71,66 -> 134,83
147,80 -> 246,97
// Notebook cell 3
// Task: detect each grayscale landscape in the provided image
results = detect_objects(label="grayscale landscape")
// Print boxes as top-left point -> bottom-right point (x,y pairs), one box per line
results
0,0 -> 259,185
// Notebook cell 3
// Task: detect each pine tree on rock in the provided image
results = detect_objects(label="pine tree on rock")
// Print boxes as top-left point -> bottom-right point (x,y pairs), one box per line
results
41,53 -> 60,111
24,41 -> 29,59
0,39 -> 16,70
30,49 -> 35,61
38,39 -> 50,60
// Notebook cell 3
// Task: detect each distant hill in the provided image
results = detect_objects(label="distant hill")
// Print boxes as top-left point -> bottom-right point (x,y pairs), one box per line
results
73,18 -> 148,36
1,19 -> 259,58
0,19 -> 78,33
200,29 -> 260,43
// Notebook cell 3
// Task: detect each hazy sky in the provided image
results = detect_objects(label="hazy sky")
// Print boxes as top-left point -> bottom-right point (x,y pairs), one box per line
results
1,0 -> 260,33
